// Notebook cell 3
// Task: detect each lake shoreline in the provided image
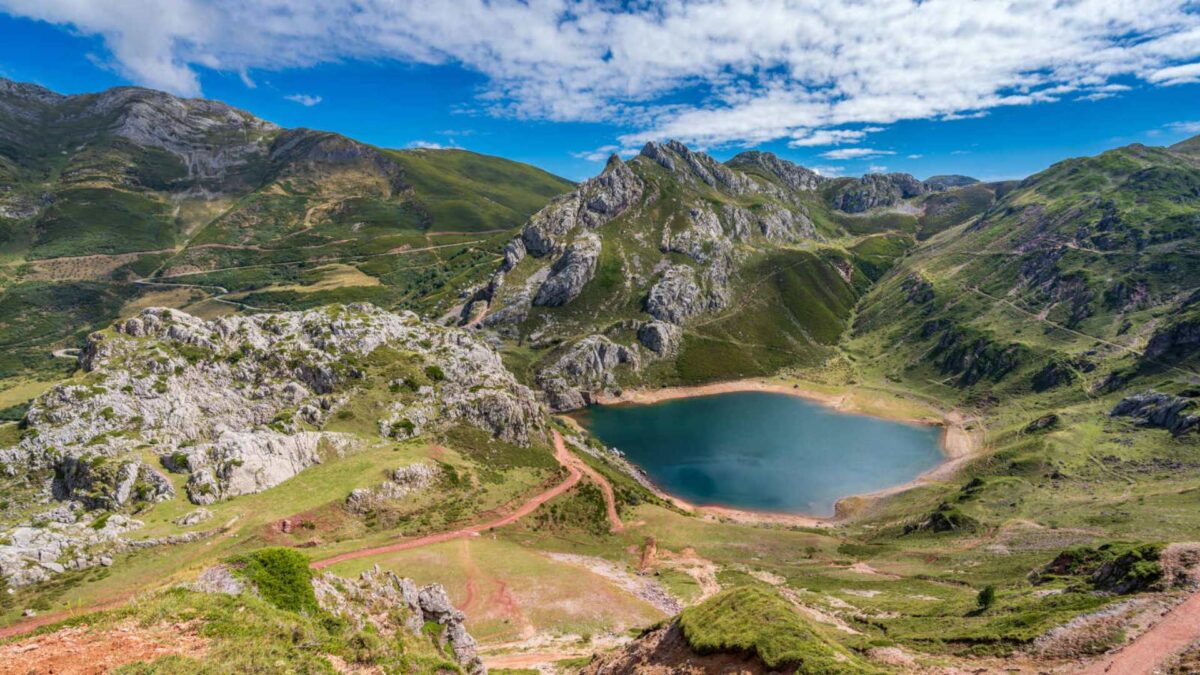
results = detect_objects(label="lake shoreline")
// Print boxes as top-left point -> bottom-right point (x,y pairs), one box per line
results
584,378 -> 985,527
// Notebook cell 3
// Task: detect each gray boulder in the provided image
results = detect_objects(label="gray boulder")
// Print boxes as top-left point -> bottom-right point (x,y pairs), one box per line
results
638,321 -> 682,357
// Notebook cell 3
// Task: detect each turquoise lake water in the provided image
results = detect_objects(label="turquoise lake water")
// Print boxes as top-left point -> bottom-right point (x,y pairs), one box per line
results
577,391 -> 944,517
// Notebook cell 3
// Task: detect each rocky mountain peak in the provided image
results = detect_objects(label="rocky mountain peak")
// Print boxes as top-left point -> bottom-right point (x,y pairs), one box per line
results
726,150 -> 825,191
638,139 -> 757,193
0,77 -> 63,104
829,171 -> 929,213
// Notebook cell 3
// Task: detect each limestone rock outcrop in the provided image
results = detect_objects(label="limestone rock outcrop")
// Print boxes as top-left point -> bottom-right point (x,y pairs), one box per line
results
537,336 -> 640,411
1,304 -> 544,511
830,172 -> 929,213
312,565 -> 484,674
1110,391 -> 1199,435
534,232 -> 602,306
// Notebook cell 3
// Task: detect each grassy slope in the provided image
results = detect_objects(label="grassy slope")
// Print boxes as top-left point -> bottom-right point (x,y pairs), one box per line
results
0,79 -> 572,391
5,86 -> 1200,669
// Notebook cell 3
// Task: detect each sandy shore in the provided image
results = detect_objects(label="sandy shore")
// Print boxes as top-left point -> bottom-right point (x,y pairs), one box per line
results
586,378 -> 986,527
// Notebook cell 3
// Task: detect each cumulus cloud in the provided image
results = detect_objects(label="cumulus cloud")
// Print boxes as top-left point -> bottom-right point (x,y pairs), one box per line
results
3,0 -> 1200,146
407,140 -> 446,149
820,148 -> 894,160
284,93 -> 322,106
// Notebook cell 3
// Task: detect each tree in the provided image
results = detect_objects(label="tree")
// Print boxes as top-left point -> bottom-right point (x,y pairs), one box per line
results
976,585 -> 996,611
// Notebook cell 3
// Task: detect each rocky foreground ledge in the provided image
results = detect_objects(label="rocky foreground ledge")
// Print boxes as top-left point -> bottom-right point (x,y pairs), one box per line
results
0,304 -> 546,588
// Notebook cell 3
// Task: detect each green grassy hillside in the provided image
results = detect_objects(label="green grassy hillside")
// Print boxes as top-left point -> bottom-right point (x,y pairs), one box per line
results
0,78 -> 571,396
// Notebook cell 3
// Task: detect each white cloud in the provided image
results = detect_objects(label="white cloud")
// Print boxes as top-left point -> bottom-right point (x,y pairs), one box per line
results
867,164 -> 889,174
571,145 -> 622,163
906,154 -> 923,160
1147,62 -> 1200,86
788,127 -> 881,147
284,93 -> 322,106
4,0 -> 1200,146
810,165 -> 844,177
1167,120 -> 1200,134
820,148 -> 894,160
407,140 -> 446,149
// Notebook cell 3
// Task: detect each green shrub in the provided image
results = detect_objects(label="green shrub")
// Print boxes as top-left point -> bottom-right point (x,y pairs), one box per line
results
976,585 -> 996,611
229,548 -> 318,614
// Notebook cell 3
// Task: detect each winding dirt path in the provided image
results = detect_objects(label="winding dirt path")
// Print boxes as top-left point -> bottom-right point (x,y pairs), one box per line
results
565,451 -> 624,533
1076,590 -> 1200,674
311,431 -> 582,570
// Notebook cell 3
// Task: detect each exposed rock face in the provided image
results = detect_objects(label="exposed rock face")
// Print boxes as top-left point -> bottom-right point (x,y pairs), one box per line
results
267,129 -> 408,194
0,507 -> 139,587
534,232 -> 602,306
520,156 -> 641,257
640,140 -> 758,194
174,508 -> 213,527
1144,316 -> 1200,362
501,237 -> 526,271
830,172 -> 929,213
902,273 -> 935,304
346,462 -> 441,514
0,78 -> 277,191
930,327 -> 1024,385
94,87 -> 277,187
1110,391 -> 1199,435
638,321 -> 682,357
726,150 -> 825,192
537,336 -> 640,411
1,305 -> 544,510
183,431 -> 351,505
55,458 -> 174,510
312,565 -> 484,674
646,265 -> 710,324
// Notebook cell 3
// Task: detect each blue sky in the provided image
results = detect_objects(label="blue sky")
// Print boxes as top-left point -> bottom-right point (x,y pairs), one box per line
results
2,2 -> 1200,182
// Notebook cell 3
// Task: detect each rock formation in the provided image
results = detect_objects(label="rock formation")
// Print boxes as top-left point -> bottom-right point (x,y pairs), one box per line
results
312,565 -> 484,674
1110,391 -> 1199,435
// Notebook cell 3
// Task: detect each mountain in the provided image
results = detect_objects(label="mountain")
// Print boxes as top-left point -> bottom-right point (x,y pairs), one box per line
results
463,140 -> 983,408
0,78 -> 571,391
4,77 -> 1200,674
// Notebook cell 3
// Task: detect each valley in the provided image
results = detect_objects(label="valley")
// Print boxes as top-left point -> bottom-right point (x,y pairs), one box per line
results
0,76 -> 1198,675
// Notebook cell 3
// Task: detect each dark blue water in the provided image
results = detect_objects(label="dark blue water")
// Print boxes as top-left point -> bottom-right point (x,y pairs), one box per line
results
577,391 -> 943,516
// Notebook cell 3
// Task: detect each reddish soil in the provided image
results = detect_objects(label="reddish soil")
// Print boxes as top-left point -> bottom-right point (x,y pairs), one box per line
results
1077,590 -> 1200,674
565,450 -> 625,533
0,620 -> 207,674
311,431 -> 583,569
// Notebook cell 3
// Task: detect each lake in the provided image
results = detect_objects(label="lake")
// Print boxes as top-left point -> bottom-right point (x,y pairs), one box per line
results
577,391 -> 944,517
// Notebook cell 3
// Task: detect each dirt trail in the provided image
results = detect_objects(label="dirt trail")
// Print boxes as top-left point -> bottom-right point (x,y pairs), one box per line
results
1077,590 -> 1200,674
565,452 -> 624,533
311,431 -> 582,570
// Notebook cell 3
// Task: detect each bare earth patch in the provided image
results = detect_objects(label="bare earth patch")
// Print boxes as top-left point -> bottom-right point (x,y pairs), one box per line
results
0,620 -> 208,674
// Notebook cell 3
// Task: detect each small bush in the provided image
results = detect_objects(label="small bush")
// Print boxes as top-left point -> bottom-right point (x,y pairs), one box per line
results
976,585 -> 996,611
229,547 -> 318,614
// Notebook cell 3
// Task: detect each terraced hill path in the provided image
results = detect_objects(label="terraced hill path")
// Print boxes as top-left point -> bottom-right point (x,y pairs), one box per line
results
312,431 -> 623,569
